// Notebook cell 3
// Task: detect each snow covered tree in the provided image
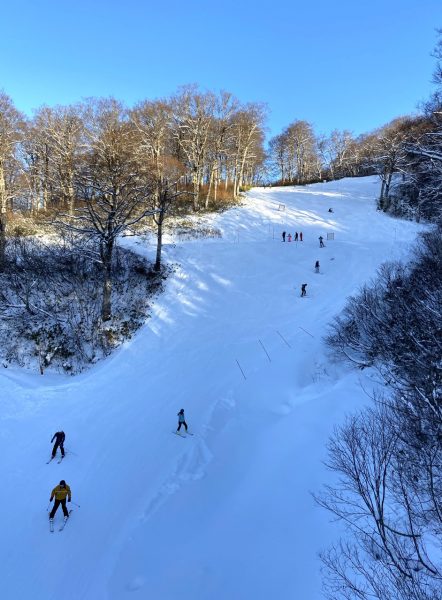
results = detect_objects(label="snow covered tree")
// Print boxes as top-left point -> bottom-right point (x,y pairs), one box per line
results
230,103 -> 267,197
69,98 -> 154,321
268,120 -> 318,184
204,91 -> 239,207
372,117 -> 414,209
171,86 -> 216,211
322,226 -> 442,600
327,129 -> 354,179
0,92 -> 24,268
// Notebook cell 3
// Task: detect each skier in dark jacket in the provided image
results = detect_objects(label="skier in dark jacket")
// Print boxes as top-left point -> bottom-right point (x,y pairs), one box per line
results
301,283 -> 307,297
319,236 -> 325,248
315,260 -> 320,273
177,409 -> 188,433
282,231 -> 286,242
51,431 -> 65,459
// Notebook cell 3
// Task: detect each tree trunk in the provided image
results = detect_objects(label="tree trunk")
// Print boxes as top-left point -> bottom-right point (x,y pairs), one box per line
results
42,147 -> 49,210
101,239 -> 114,321
67,173 -> 75,216
205,166 -> 215,209
385,171 -> 393,199
213,173 -> 218,202
0,165 -> 7,269
380,178 -> 386,200
155,208 -> 164,272
378,178 -> 386,210
192,169 -> 200,211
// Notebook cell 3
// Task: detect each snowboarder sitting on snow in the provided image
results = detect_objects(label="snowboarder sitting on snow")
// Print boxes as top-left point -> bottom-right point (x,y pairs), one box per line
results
49,480 -> 71,520
51,430 -> 65,459
301,283 -> 307,297
177,409 -> 188,433
328,208 -> 333,213
319,236 -> 325,248
315,260 -> 320,273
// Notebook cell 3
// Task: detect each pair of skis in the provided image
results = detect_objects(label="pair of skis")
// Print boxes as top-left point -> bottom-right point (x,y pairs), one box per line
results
46,455 -> 65,464
172,431 -> 194,438
49,509 -> 73,533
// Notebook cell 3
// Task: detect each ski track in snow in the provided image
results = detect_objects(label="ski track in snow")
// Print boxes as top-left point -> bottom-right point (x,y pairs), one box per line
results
0,177 -> 426,600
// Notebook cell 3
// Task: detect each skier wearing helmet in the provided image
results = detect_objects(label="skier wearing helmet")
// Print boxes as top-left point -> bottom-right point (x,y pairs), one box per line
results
49,480 -> 71,520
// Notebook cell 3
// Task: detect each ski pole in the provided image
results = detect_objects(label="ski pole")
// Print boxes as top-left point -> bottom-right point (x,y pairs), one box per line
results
46,502 -> 51,511
71,501 -> 81,508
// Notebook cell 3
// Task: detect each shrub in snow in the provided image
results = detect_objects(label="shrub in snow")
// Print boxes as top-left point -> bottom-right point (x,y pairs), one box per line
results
0,236 -> 166,374
319,226 -> 442,600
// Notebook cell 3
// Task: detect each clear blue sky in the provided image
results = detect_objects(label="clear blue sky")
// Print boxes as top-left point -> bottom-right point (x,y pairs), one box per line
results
1,0 -> 440,139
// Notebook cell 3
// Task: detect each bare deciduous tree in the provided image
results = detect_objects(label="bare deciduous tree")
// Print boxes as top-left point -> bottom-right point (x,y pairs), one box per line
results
0,92 -> 24,268
69,98 -> 154,321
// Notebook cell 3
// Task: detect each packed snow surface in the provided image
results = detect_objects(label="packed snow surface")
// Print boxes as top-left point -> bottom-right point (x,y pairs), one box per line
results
0,177 -> 424,599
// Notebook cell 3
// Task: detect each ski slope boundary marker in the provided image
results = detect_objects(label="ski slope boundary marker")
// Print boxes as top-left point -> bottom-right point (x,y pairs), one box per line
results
235,359 -> 246,380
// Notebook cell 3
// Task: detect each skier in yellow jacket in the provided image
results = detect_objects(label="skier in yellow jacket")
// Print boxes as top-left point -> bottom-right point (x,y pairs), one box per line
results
49,480 -> 71,520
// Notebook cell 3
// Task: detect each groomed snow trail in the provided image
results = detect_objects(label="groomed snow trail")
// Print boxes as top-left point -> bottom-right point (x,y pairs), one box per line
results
0,177 -> 424,600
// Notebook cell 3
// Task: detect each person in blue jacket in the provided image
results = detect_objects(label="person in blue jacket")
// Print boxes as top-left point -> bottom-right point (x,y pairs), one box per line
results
177,409 -> 188,433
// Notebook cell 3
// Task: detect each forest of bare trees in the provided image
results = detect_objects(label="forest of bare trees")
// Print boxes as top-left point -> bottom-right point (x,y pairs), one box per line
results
1,26 -> 441,376
268,32 -> 442,224
316,33 -> 442,600
268,115 -> 441,218
0,85 -> 267,372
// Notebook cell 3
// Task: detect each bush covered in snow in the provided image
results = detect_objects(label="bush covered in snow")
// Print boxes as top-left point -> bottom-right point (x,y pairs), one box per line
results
0,236 -> 165,374
320,226 -> 442,600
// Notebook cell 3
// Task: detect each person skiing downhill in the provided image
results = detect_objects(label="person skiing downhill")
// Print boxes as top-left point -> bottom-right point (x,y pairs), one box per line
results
315,260 -> 320,273
177,409 -> 188,433
301,283 -> 307,297
49,480 -> 71,520
51,431 -> 65,459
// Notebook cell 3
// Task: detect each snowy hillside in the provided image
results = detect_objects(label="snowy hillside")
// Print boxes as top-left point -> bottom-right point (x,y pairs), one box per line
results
0,177 -> 425,600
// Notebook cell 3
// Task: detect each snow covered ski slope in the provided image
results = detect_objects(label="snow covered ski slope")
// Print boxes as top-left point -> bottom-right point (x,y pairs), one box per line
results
0,177 -> 425,600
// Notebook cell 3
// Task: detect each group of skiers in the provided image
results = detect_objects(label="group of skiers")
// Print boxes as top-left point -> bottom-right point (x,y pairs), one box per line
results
282,233 -> 327,249
282,231 -> 303,243
281,222 -> 330,297
47,411 -> 189,525
44,211 -> 334,528
48,431 -> 71,524
301,260 -> 319,295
